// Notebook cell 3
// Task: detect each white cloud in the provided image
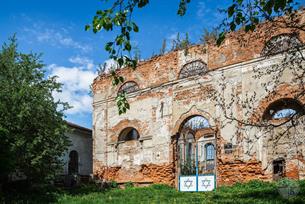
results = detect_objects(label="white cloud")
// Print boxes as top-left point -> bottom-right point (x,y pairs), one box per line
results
23,25 -> 91,52
48,58 -> 97,115
197,2 -> 210,18
99,59 -> 119,74
69,56 -> 94,70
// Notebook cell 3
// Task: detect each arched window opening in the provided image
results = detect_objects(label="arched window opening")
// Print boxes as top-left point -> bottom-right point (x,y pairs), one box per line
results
178,115 -> 215,175
273,158 -> 285,180
68,150 -> 79,175
263,98 -> 304,121
181,115 -> 210,131
118,127 -> 140,142
118,81 -> 139,94
261,33 -> 302,56
179,60 -> 207,79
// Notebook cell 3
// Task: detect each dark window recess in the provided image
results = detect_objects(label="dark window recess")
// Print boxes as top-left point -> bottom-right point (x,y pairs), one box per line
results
224,143 -> 233,154
262,98 -> 304,121
204,134 -> 214,138
118,127 -> 140,142
273,159 -> 285,180
68,150 -> 79,175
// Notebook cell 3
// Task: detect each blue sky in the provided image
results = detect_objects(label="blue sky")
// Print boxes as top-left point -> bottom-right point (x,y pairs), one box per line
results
0,0 -> 236,128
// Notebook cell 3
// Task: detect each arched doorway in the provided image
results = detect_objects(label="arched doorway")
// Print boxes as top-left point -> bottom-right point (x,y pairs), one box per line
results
176,115 -> 216,191
177,115 -> 216,176
68,150 -> 79,175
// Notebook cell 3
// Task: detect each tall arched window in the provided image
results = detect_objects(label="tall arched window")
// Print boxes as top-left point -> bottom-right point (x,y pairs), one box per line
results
68,150 -> 79,175
118,81 -> 139,94
118,127 -> 140,142
178,60 -> 207,79
205,143 -> 215,171
205,143 -> 215,161
261,33 -> 302,56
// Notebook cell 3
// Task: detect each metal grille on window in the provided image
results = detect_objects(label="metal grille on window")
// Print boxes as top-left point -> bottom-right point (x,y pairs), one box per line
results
179,60 -> 207,79
261,33 -> 302,56
118,81 -> 139,94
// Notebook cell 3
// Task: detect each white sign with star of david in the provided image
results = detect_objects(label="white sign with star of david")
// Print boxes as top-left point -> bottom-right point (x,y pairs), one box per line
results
198,175 -> 215,191
179,176 -> 197,192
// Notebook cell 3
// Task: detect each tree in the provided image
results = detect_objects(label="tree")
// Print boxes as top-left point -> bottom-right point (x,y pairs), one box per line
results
0,37 -> 70,186
86,0 -> 303,114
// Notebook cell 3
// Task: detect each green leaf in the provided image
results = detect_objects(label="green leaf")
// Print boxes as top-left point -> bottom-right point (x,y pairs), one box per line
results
230,22 -> 236,31
132,22 -> 139,32
119,76 -> 124,83
228,5 -> 236,18
124,42 -> 131,51
216,32 -> 226,46
245,24 -> 255,32
105,42 -> 114,52
138,0 -> 149,8
117,58 -> 124,66
116,36 -> 124,45
85,25 -> 91,31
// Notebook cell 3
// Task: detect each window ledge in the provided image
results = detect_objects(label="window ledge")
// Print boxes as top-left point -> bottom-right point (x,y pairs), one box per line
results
139,136 -> 152,141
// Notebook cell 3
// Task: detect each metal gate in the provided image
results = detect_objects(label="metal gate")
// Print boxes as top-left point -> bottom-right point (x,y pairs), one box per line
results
178,137 -> 216,192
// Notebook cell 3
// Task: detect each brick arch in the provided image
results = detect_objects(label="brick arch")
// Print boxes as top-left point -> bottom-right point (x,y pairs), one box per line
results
117,80 -> 139,94
172,105 -> 215,135
108,119 -> 143,143
260,32 -> 303,56
250,84 -> 305,123
178,60 -> 208,79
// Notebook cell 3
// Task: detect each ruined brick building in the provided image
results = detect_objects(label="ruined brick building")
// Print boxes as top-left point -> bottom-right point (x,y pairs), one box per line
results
92,14 -> 305,187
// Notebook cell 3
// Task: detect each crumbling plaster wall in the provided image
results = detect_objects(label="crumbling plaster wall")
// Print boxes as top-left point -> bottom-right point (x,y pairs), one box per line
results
92,18 -> 305,186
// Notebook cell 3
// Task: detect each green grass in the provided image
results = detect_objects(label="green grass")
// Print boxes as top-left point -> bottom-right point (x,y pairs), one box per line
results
2,180 -> 305,204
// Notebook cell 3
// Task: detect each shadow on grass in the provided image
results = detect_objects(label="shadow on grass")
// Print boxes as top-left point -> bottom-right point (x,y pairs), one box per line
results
1,182 -> 104,204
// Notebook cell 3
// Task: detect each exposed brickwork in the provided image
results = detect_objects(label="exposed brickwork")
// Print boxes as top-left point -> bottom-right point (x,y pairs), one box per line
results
174,85 -> 214,102
94,163 -> 175,185
217,160 -> 268,185
250,84 -> 305,123
92,13 -> 305,188
140,163 -> 175,185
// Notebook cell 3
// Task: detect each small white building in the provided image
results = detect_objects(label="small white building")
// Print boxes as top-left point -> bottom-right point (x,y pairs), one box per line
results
62,122 -> 92,180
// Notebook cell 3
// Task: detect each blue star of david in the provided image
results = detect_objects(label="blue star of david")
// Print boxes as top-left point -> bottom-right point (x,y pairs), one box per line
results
201,178 -> 211,189
184,178 -> 193,189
